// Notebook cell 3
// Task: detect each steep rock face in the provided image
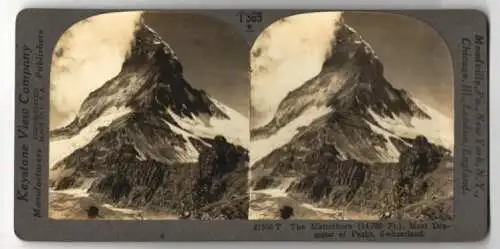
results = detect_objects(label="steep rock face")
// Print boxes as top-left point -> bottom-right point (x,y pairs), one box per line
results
250,18 -> 453,219
287,159 -> 368,204
85,138 -> 248,215
49,22 -> 249,219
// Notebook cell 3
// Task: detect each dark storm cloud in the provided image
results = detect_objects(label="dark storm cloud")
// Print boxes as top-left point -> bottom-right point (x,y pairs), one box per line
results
144,12 -> 250,117
343,12 -> 454,117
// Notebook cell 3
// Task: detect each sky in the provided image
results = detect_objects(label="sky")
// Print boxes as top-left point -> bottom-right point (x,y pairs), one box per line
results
343,11 -> 453,117
250,11 -> 453,127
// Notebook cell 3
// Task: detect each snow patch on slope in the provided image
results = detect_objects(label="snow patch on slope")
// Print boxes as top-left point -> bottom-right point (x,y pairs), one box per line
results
273,73 -> 345,125
368,98 -> 453,151
49,107 -> 132,168
250,106 -> 332,165
209,97 -> 250,146
251,177 -> 296,198
364,120 -> 401,162
51,188 -> 89,198
163,120 -> 200,163
50,177 -> 97,197
167,98 -> 249,148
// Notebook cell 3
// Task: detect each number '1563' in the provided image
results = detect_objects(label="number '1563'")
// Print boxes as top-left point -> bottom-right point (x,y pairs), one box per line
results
238,11 -> 262,23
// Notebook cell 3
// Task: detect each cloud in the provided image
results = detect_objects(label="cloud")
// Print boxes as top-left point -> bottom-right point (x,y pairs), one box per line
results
50,11 -> 143,129
250,12 -> 343,128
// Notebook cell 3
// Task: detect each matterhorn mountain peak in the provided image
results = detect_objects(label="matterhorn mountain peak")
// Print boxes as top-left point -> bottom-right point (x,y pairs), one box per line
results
250,20 -> 452,166
49,22 -> 249,169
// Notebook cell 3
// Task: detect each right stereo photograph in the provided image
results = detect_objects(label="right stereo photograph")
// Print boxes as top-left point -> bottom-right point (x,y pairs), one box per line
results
249,11 -> 454,221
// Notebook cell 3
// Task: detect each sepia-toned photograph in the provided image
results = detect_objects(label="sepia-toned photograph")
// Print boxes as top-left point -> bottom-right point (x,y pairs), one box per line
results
249,11 -> 454,220
48,11 -> 250,220
47,10 -> 455,222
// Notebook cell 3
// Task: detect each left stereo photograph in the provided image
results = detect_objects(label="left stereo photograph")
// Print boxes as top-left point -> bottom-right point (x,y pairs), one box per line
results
48,11 -> 251,220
